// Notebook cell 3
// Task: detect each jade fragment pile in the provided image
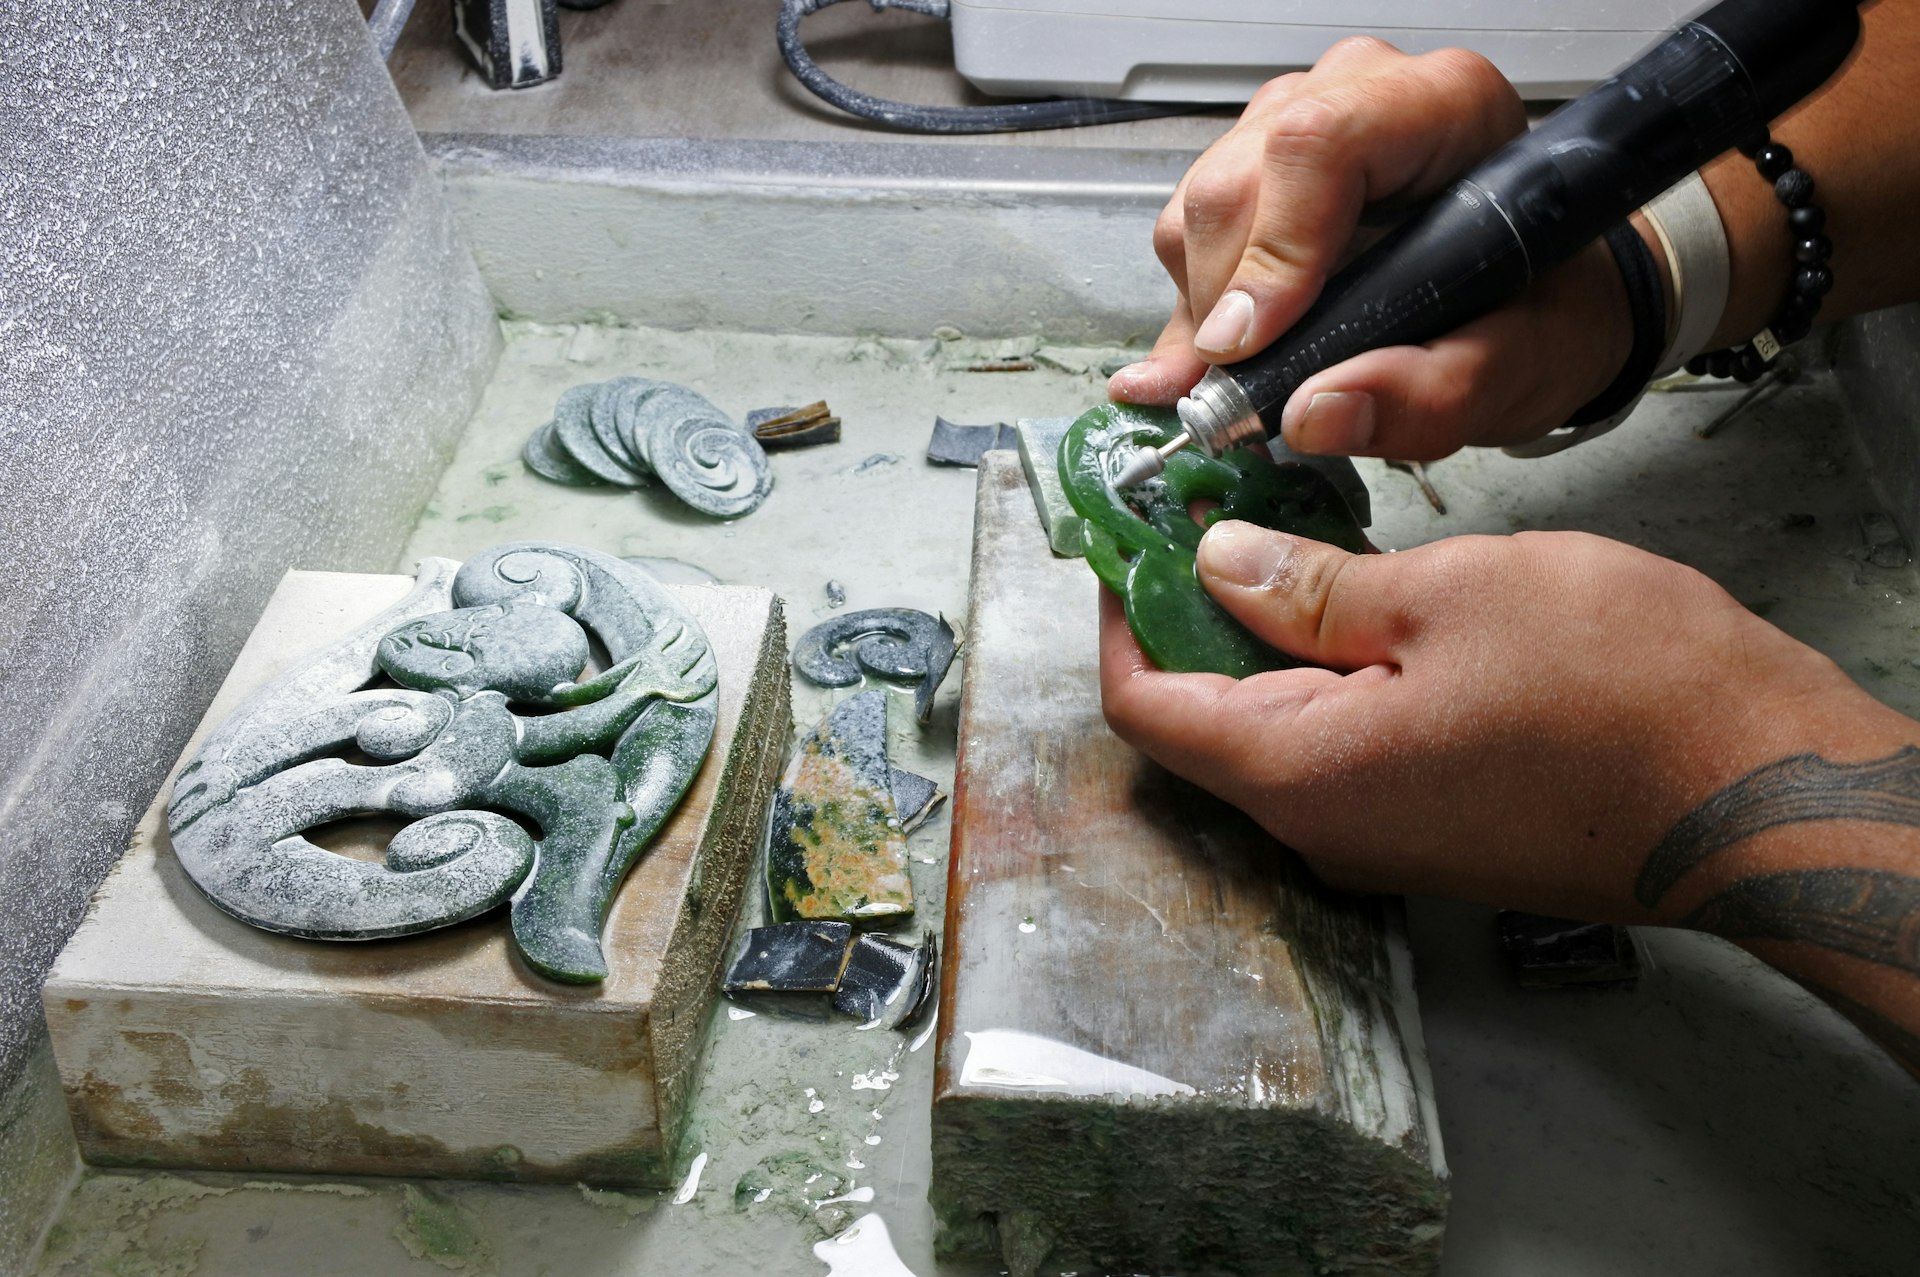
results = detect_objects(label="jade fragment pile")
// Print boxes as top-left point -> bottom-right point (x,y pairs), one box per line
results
721,920 -> 936,1030
1058,402 -> 1368,678
523,376 -> 774,517
167,542 -> 718,983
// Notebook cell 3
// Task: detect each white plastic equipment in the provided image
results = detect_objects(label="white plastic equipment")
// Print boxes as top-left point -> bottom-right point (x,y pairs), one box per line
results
949,0 -> 1703,102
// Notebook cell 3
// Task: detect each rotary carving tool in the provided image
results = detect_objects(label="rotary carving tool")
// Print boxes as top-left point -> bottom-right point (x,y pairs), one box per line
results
1112,0 -> 1862,489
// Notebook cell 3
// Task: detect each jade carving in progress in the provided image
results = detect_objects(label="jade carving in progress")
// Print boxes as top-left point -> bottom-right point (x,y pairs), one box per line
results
166,543 -> 718,983
1058,402 -> 1368,678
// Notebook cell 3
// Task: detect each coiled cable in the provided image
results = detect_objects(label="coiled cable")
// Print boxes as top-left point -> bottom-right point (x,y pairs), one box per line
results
777,0 -> 1209,134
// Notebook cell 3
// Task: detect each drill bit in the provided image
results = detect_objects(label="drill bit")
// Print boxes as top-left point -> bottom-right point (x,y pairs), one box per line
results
1111,432 -> 1193,488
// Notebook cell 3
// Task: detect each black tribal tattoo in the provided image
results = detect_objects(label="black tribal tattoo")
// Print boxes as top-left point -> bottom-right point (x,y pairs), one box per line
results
1638,747 -> 1920,1072
1635,747 -> 1920,909
1681,869 -> 1920,974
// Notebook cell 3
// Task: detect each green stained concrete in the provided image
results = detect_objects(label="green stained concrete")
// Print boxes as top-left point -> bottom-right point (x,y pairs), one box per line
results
393,1185 -> 496,1273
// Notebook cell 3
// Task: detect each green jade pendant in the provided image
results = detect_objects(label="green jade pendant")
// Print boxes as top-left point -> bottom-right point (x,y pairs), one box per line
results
1058,403 -> 1368,677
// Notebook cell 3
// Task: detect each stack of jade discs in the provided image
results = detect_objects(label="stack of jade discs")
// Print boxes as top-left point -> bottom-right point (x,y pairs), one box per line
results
523,377 -> 774,518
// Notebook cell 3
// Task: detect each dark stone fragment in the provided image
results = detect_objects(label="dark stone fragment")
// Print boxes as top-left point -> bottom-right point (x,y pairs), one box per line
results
763,421 -> 842,450
1788,205 -> 1826,234
927,417 -> 1017,467
1497,911 -> 1640,990
831,930 -> 937,1029
722,921 -> 856,994
888,767 -> 945,833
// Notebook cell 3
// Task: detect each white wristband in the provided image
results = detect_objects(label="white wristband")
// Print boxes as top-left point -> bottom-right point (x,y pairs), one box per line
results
1641,171 -> 1730,378
1505,172 -> 1731,460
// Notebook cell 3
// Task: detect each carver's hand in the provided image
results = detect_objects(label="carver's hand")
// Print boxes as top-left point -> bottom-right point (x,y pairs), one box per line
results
1099,521 -> 1911,922
1106,38 -> 1638,461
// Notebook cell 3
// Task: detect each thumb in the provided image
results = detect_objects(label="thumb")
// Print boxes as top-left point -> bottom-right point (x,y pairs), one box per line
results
1196,521 -> 1411,670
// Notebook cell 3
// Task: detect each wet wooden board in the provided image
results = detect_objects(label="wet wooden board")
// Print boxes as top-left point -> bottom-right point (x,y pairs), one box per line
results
44,571 -> 790,1188
931,455 -> 1448,1277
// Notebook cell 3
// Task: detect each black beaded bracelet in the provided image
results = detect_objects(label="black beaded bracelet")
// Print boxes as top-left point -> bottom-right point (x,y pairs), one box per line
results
1686,135 -> 1834,383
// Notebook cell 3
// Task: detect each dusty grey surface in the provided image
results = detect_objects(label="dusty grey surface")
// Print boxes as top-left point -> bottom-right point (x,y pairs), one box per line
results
1837,305 -> 1920,551
32,322 -> 1920,1276
424,132 -> 1185,343
0,1 -> 499,1266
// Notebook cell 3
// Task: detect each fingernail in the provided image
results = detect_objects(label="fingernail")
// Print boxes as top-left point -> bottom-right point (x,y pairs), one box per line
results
1107,362 -> 1151,394
1194,290 -> 1256,355
1284,391 -> 1375,455
1198,520 -> 1294,588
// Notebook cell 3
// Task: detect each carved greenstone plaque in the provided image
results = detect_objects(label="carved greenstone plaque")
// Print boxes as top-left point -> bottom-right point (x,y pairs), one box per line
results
166,542 -> 718,983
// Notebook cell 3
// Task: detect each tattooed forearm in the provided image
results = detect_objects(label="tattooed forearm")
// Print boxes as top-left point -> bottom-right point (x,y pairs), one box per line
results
1638,747 -> 1920,1068
1680,869 -> 1920,974
1635,747 -> 1920,908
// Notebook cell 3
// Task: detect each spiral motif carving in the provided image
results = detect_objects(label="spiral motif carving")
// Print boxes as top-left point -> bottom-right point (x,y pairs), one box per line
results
643,412 -> 775,518
521,376 -> 773,518
791,608 -> 957,724
166,542 -> 720,983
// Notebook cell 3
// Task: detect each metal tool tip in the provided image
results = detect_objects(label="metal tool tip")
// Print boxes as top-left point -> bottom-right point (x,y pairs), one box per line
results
1110,447 -> 1164,489
1111,430 -> 1194,488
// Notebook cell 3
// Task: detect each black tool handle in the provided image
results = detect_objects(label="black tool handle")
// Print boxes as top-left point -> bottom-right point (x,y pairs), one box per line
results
1218,0 -> 1862,436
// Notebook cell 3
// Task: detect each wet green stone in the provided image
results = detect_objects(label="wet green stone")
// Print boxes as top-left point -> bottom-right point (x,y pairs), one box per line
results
1057,403 -> 1367,678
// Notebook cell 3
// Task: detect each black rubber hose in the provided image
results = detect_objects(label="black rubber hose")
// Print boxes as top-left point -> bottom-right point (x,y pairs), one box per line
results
777,0 -> 1210,134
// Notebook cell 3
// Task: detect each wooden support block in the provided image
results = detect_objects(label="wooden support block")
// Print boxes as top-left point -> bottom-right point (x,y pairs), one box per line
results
44,569 -> 789,1188
931,455 -> 1447,1277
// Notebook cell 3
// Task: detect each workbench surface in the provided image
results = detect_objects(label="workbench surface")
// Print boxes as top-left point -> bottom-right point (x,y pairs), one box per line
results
37,322 -> 1920,1276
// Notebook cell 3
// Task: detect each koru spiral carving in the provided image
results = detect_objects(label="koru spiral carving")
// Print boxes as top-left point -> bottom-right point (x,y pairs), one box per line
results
791,608 -> 956,723
523,376 -> 773,518
166,543 -> 718,983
